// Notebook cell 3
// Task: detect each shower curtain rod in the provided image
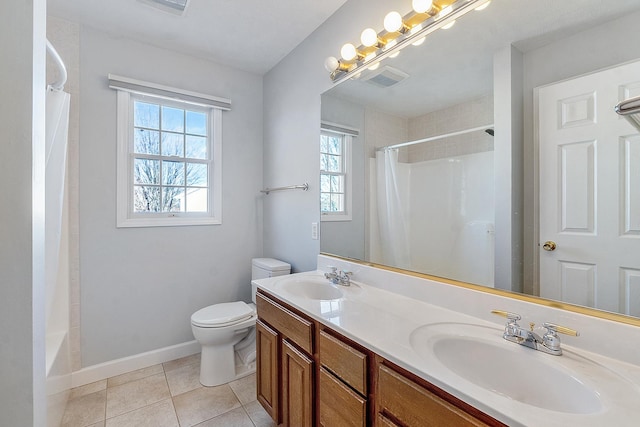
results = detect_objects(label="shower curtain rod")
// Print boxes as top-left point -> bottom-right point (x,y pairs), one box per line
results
378,123 -> 494,151
46,39 -> 67,91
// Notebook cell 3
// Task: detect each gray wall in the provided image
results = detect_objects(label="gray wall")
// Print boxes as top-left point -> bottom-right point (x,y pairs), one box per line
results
263,0 -> 404,272
320,95 -> 366,260
0,0 -> 47,424
78,27 -> 264,366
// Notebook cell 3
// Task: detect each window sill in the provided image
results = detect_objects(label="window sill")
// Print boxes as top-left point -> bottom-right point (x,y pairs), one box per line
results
117,216 -> 222,228
321,214 -> 352,222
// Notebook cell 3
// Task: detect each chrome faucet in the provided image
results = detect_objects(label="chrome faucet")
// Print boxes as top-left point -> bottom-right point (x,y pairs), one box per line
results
491,310 -> 579,356
324,266 -> 353,286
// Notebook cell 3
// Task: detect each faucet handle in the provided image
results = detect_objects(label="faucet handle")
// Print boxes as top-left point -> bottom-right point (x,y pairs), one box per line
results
542,322 -> 579,337
491,310 -> 521,322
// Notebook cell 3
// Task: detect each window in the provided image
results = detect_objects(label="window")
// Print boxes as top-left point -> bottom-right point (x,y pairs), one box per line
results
320,126 -> 353,221
112,75 -> 229,227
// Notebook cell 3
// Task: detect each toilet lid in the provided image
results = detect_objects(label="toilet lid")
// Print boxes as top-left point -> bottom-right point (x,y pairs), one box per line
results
191,301 -> 255,328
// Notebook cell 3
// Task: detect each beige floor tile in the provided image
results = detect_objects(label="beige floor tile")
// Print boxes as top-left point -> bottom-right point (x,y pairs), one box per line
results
193,407 -> 253,427
87,422 -> 105,427
105,398 -> 178,427
61,389 -> 106,427
69,380 -> 107,401
107,364 -> 164,388
106,373 -> 170,419
163,353 -> 200,373
172,384 -> 241,427
243,400 -> 276,427
165,361 -> 202,396
229,374 -> 256,405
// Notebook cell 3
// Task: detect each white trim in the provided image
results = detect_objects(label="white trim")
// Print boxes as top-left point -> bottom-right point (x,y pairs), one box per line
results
321,121 -> 359,137
108,74 -> 231,110
71,340 -> 200,388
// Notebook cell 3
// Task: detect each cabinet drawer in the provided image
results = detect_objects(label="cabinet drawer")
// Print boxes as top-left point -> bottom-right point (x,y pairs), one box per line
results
319,368 -> 366,427
257,292 -> 313,354
377,364 -> 489,427
319,330 -> 367,395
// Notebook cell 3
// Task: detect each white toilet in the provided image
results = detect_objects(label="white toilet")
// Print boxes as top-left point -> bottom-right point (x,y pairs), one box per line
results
191,258 -> 291,386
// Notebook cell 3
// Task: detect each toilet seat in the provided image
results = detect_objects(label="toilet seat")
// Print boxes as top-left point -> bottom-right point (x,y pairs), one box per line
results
191,301 -> 256,328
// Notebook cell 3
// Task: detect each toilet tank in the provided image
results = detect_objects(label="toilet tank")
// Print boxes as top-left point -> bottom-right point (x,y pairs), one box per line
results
251,258 -> 291,303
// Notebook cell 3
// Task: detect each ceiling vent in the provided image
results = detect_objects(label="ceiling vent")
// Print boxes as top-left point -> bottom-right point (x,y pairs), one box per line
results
139,0 -> 190,15
362,66 -> 409,88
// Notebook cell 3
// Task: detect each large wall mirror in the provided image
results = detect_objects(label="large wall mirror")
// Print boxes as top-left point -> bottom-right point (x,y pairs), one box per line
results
320,0 -> 640,323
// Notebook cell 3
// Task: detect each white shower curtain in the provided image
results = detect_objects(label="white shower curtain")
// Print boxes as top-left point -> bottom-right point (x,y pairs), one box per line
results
375,149 -> 411,269
45,88 -> 70,329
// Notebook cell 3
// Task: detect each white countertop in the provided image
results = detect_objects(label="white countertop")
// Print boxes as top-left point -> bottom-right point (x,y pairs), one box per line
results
254,269 -> 640,427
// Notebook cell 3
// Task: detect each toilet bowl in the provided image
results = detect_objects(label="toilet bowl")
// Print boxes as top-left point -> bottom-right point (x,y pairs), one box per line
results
191,301 -> 257,386
191,258 -> 290,387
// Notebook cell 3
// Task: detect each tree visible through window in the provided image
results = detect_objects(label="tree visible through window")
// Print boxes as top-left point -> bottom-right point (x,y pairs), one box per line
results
132,100 -> 209,213
320,131 -> 346,214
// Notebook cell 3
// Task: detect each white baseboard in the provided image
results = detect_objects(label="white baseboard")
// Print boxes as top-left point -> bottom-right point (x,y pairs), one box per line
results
71,340 -> 200,388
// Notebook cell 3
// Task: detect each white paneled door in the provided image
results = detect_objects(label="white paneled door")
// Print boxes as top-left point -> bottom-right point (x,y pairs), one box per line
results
538,60 -> 640,317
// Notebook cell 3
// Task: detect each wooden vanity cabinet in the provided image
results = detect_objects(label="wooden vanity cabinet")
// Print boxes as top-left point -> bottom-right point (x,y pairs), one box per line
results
256,291 -> 315,427
256,289 -> 505,427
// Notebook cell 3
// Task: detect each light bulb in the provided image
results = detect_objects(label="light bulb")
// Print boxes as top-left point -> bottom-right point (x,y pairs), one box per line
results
361,28 -> 378,47
368,62 -> 380,71
412,37 -> 426,46
384,11 -> 403,33
412,0 -> 433,14
389,51 -> 400,59
438,5 -> 453,18
475,1 -> 491,11
442,20 -> 456,30
324,56 -> 339,72
364,53 -> 376,62
340,43 -> 358,61
384,39 -> 398,51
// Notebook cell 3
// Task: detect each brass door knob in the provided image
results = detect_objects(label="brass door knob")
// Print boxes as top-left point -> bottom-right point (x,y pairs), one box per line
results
542,241 -> 557,251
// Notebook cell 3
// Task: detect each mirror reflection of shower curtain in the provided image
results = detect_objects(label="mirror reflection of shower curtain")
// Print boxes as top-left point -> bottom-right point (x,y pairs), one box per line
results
45,88 -> 70,327
375,149 -> 411,269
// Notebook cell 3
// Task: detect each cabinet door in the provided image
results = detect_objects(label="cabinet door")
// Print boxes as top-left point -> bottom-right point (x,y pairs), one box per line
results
282,340 -> 314,427
319,367 -> 366,427
256,320 -> 279,422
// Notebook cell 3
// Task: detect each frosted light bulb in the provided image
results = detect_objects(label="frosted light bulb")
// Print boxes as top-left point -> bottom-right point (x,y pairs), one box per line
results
412,0 -> 433,14
384,11 -> 403,33
389,51 -> 400,59
360,28 -> 378,47
475,1 -> 491,11
412,37 -> 426,46
324,56 -> 339,72
341,43 -> 358,61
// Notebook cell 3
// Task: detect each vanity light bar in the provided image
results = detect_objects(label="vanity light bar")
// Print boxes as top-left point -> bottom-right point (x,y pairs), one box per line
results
325,0 -> 491,83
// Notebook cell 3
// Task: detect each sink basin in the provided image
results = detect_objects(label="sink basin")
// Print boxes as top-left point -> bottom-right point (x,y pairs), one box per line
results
275,276 -> 345,300
409,323 -> 604,414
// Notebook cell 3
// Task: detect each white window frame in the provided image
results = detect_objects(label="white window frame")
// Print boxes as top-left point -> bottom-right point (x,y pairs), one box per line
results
320,125 -> 354,222
115,82 -> 225,228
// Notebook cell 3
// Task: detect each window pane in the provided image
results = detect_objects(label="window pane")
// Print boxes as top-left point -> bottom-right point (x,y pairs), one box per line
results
134,158 -> 159,184
327,154 -> 341,173
186,135 -> 207,159
331,175 -> 344,193
162,187 -> 185,212
162,161 -> 185,186
134,101 -> 159,129
320,135 -> 328,153
320,174 -> 330,192
134,129 -> 159,155
186,188 -> 208,212
328,136 -> 342,154
320,153 -> 328,171
186,111 -> 207,136
134,186 -> 160,212
161,132 -> 184,157
331,194 -> 344,212
187,163 -> 208,186
320,193 -> 331,212
161,106 -> 184,132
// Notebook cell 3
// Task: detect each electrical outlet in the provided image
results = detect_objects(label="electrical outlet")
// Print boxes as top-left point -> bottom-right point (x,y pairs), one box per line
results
311,222 -> 318,240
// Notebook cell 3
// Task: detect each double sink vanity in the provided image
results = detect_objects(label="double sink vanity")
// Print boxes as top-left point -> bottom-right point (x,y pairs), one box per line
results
253,255 -> 640,426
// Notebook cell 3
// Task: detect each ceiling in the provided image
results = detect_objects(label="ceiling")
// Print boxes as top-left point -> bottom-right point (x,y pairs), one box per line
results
325,0 -> 640,118
47,0 -> 348,75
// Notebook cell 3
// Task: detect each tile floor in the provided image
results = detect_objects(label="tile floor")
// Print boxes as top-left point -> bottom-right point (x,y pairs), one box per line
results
61,353 -> 275,427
